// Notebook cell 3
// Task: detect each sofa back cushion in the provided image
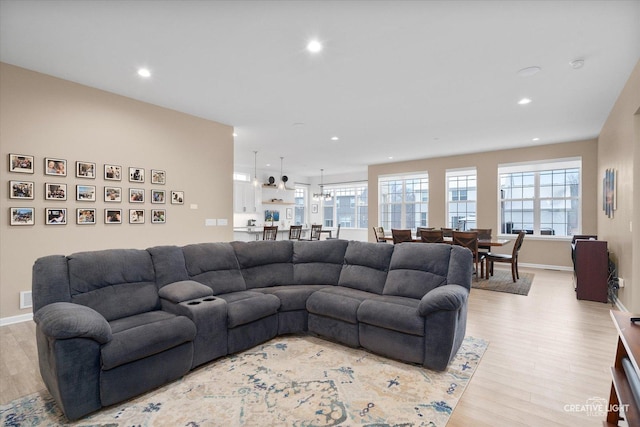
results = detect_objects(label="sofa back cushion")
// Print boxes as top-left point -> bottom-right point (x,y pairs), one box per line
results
338,241 -> 394,294
383,243 -> 452,299
147,245 -> 190,286
231,240 -> 294,288
293,240 -> 348,285
181,243 -> 246,295
67,249 -> 159,321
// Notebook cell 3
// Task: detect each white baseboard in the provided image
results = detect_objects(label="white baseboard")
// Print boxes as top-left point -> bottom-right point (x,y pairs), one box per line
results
515,262 -> 574,272
0,313 -> 33,327
611,295 -> 629,312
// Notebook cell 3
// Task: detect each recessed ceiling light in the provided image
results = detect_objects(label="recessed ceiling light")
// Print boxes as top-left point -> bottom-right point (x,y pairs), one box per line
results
232,132 -> 238,137
518,98 -> 532,105
517,66 -> 541,77
137,68 -> 151,78
330,136 -> 339,141
306,40 -> 323,53
388,156 -> 393,160
532,137 -> 540,141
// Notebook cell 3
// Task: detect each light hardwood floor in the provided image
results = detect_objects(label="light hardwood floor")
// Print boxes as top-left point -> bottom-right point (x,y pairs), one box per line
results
0,267 -> 619,426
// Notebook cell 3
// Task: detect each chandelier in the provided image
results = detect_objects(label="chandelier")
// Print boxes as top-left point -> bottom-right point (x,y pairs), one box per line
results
313,169 -> 332,201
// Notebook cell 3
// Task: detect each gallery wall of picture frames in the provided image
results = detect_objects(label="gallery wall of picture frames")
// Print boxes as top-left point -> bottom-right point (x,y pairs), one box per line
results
7,153 -> 182,226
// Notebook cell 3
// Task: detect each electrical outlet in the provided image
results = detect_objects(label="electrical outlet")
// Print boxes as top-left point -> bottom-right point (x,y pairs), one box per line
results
619,278 -> 625,288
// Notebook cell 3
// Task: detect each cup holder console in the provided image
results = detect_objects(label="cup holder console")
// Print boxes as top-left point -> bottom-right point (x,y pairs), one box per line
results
202,297 -> 216,302
187,301 -> 201,305
184,296 -> 217,306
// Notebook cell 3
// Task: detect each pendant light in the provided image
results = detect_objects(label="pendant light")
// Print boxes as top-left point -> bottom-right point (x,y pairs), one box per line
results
252,151 -> 259,187
278,156 -> 288,190
313,168 -> 332,200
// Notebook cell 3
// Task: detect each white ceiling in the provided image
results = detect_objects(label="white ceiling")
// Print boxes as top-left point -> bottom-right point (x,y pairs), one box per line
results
1,1 -> 639,179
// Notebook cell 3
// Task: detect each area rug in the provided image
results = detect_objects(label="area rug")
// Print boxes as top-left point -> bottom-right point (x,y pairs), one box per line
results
1,335 -> 487,427
472,268 -> 534,296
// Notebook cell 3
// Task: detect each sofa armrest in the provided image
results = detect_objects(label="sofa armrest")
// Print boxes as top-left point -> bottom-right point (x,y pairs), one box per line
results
34,302 -> 112,344
158,280 -> 213,303
418,284 -> 469,316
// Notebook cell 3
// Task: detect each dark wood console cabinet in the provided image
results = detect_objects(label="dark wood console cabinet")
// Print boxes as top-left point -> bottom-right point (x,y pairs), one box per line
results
574,239 -> 608,303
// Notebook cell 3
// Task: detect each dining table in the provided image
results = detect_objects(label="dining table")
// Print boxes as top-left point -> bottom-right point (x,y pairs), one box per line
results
383,235 -> 511,247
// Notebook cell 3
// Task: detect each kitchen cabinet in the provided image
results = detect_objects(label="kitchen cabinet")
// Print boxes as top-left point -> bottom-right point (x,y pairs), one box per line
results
234,181 -> 259,213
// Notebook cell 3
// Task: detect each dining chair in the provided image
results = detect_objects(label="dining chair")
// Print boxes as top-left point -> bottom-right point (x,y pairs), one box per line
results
326,224 -> 341,240
416,227 -> 434,239
419,229 -> 445,243
391,229 -> 413,244
486,231 -> 526,282
373,226 -> 387,243
452,230 -> 484,280
309,224 -> 323,241
288,225 -> 302,240
263,226 -> 278,241
441,227 -> 456,238
471,228 -> 492,255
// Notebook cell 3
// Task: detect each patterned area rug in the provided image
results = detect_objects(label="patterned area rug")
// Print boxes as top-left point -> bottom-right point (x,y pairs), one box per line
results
472,268 -> 534,296
1,335 -> 487,427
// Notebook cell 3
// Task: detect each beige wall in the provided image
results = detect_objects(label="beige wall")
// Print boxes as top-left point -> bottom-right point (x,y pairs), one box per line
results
0,63 -> 234,320
598,60 -> 640,312
368,139 -> 599,268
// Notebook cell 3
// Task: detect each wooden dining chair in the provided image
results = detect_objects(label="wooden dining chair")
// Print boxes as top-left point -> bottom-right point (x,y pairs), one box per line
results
419,229 -> 445,243
263,226 -> 278,241
486,231 -> 526,282
326,224 -> 341,239
373,226 -> 387,243
309,224 -> 322,240
416,227 -> 434,239
452,230 -> 484,280
471,228 -> 492,255
288,225 -> 302,240
441,227 -> 456,238
391,229 -> 413,244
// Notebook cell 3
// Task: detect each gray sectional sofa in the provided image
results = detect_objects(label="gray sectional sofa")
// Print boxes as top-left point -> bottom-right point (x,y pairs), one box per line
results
32,239 -> 472,420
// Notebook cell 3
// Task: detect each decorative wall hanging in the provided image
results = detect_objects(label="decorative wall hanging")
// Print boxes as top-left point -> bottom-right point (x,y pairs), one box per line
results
9,154 -> 34,174
10,207 -> 34,225
45,208 -> 67,225
44,158 -> 66,176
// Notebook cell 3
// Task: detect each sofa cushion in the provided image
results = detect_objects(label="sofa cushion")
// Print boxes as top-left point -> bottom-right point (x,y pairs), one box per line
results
182,243 -> 246,295
358,296 -> 423,336
338,241 -> 394,294
215,291 -> 281,328
101,312 -> 196,370
306,287 -> 379,324
147,245 -> 189,287
157,281 -> 213,303
231,241 -> 294,289
67,249 -> 159,321
293,240 -> 347,285
383,243 -> 451,299
254,285 -> 328,311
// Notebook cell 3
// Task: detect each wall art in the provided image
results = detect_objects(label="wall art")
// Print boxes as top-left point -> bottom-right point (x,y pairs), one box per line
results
45,183 -> 67,200
76,161 -> 96,178
45,208 -> 67,225
9,154 -> 34,174
76,208 -> 96,224
151,209 -> 166,223
104,164 -> 122,181
151,189 -> 165,203
151,169 -> 166,184
44,157 -> 67,176
104,186 -> 122,202
171,191 -> 184,204
10,207 -> 34,225
129,167 -> 145,183
105,209 -> 122,224
10,180 -> 34,199
76,185 -> 96,201
129,188 -> 144,203
129,209 -> 145,224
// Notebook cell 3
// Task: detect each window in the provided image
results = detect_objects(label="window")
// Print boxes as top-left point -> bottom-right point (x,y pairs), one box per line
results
322,183 -> 368,229
499,159 -> 581,236
378,173 -> 428,231
294,186 -> 306,225
447,169 -> 477,230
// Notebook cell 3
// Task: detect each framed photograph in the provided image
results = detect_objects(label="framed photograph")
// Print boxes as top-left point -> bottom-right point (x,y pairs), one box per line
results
10,207 -> 35,225
311,204 -> 319,214
129,167 -> 145,183
104,164 -> 122,181
151,209 -> 166,224
151,189 -> 165,204
45,208 -> 67,225
129,188 -> 145,203
286,207 -> 293,219
45,183 -> 67,201
151,169 -> 166,184
76,161 -> 96,179
76,185 -> 96,201
105,209 -> 122,224
76,208 -> 96,225
10,180 -> 34,199
45,157 -> 67,176
171,191 -> 184,204
104,186 -> 122,202
9,154 -> 34,174
129,209 -> 145,224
